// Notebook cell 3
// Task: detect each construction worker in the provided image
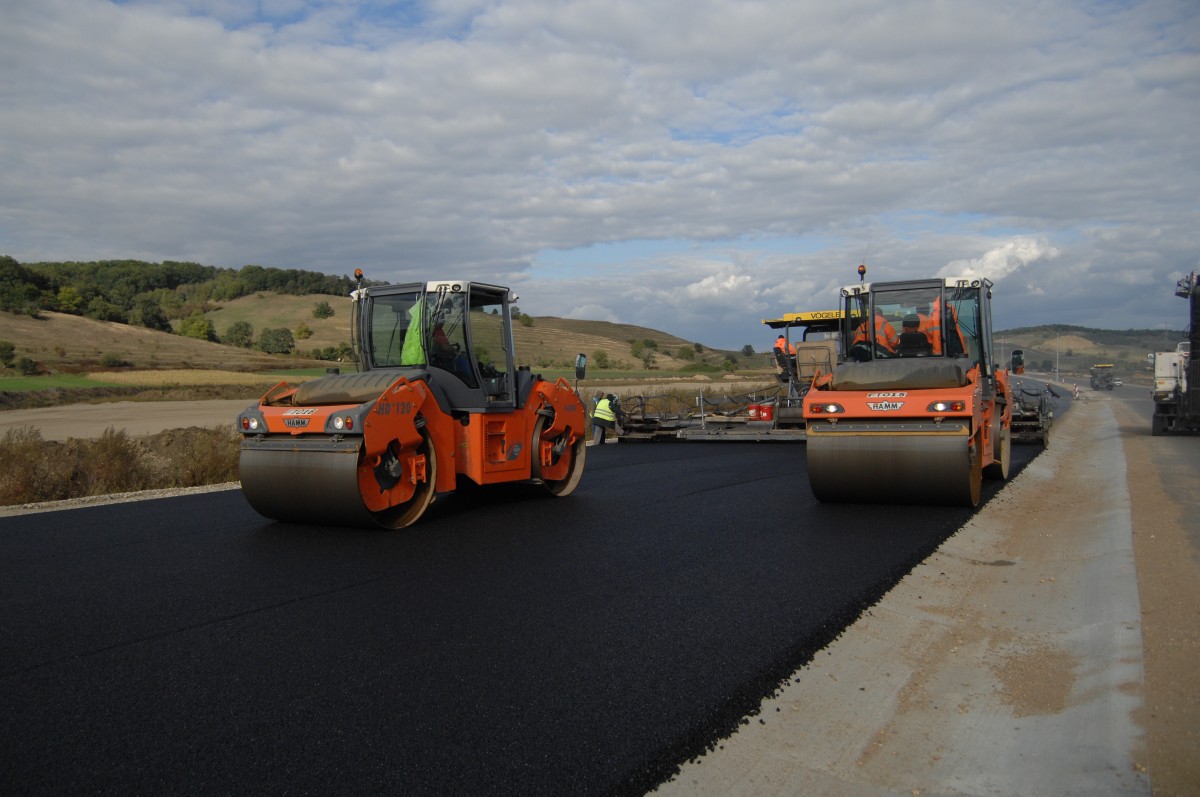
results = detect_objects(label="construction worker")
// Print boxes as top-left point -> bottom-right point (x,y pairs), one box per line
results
915,306 -> 935,344
896,314 -> 932,356
400,297 -> 427,365
852,306 -> 898,354
592,393 -> 618,445
923,296 -> 967,355
773,333 -> 797,375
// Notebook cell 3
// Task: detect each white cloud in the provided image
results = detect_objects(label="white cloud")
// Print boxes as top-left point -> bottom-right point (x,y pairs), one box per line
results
939,238 -> 1060,282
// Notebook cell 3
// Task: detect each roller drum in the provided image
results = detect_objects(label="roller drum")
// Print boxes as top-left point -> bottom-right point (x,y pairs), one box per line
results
240,439 -> 382,528
806,422 -> 981,506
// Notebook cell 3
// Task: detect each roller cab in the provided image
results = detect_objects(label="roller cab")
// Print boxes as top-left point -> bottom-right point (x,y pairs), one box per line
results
238,279 -> 586,529
804,275 -> 1012,507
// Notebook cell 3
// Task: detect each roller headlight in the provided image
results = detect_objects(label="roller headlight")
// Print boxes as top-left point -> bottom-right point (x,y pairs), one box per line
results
927,400 -> 966,412
809,403 -> 845,414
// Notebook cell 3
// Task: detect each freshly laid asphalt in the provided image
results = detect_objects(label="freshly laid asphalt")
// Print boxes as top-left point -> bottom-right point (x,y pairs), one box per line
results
0,433 -> 1048,795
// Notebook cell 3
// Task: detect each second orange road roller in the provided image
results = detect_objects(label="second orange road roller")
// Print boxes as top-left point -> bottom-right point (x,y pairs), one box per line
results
237,274 -> 587,529
803,269 -> 1012,507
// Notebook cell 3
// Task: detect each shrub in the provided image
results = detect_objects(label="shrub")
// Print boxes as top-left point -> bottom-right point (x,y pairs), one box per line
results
86,428 -> 153,494
259,327 -> 295,354
156,427 -> 241,487
0,426 -> 241,506
99,352 -> 129,368
0,340 -> 14,367
223,320 -> 254,348
179,311 -> 216,341
17,357 -> 37,375
0,428 -> 71,504
307,343 -> 352,361
313,301 -> 335,319
679,362 -> 721,373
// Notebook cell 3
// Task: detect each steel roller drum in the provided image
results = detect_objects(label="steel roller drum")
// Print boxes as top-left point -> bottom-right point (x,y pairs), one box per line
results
240,438 -> 385,529
806,421 -> 980,506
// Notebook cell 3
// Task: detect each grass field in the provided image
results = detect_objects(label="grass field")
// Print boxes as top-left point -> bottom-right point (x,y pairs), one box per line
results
202,292 -> 350,351
0,374 -> 127,390
1,309 -> 329,373
0,368 -> 339,393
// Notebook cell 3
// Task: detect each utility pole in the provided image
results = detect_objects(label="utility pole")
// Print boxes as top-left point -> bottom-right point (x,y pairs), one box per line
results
1055,333 -> 1060,383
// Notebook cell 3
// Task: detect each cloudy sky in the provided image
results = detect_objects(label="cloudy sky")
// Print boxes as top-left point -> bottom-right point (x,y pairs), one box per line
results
2,0 -> 1197,349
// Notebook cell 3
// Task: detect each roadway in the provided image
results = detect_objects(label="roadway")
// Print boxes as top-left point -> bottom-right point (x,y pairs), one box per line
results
2,419 -> 1045,795
3,385 -> 1196,795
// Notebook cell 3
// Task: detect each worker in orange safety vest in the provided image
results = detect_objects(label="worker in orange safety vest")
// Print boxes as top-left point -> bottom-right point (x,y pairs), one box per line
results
921,296 -> 967,356
853,306 -> 898,353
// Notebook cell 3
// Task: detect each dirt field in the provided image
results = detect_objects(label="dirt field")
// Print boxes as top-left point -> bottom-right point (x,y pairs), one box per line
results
1111,400 -> 1200,796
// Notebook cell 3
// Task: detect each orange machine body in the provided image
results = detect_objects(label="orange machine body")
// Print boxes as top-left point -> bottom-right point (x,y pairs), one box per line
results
238,279 -> 587,528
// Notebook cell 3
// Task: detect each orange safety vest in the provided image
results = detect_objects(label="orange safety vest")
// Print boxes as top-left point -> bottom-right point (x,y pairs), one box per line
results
914,312 -> 936,346
774,337 -> 796,355
924,299 -> 965,355
854,314 -> 898,352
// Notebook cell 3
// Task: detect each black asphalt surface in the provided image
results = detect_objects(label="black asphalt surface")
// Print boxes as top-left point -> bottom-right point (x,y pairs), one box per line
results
1,425 -> 1055,796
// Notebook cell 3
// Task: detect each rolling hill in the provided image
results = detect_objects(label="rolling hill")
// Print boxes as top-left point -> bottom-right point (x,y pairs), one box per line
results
0,292 -> 1179,384
203,292 -> 737,371
994,326 -> 1180,383
0,294 -> 744,377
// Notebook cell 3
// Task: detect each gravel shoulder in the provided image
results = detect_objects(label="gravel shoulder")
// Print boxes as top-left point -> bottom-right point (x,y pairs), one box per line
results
1111,398 -> 1200,796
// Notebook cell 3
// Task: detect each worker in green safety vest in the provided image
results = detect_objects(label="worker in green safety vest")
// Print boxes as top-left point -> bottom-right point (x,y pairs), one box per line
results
592,393 -> 618,445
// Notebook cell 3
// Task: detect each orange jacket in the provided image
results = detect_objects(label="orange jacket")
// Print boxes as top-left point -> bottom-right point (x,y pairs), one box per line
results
853,314 -> 898,352
922,299 -> 966,355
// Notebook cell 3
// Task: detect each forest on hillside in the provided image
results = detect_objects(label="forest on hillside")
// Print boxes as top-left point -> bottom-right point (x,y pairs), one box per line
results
0,256 -> 364,358
0,255 -> 357,327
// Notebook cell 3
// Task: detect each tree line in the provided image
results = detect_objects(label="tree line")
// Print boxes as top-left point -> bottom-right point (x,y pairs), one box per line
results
0,255 -> 358,327
0,256 -> 363,359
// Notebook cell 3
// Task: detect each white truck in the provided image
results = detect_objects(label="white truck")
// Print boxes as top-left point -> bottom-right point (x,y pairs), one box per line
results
1151,269 -> 1200,435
